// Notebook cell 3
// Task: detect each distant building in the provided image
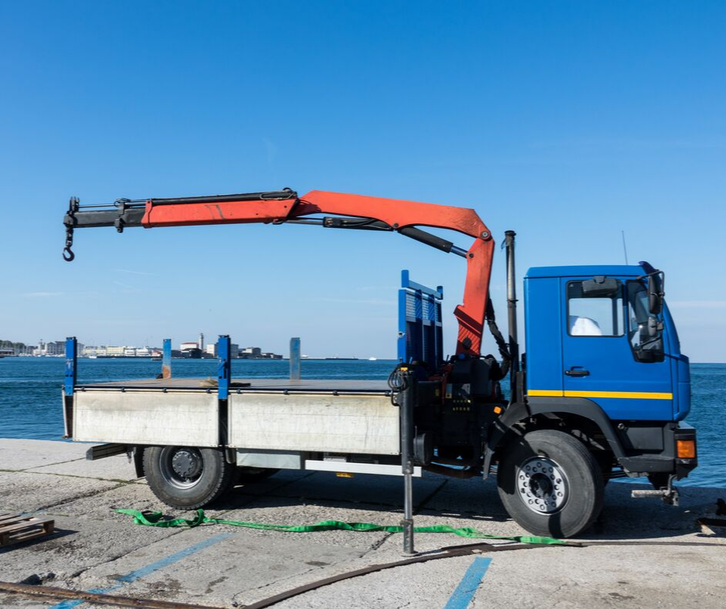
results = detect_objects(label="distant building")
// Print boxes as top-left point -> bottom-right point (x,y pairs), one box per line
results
240,347 -> 262,359
46,341 -> 66,356
0,343 -> 35,356
239,346 -> 282,360
205,344 -> 217,357
36,341 -> 85,356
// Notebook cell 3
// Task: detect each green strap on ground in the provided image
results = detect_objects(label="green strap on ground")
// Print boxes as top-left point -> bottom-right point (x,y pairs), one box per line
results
115,508 -> 566,546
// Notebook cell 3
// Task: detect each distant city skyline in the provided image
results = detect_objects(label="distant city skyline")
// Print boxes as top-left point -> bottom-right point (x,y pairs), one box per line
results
0,337 -> 289,359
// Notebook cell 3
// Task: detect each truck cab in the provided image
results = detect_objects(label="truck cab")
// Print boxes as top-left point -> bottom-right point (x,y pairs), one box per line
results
522,264 -> 696,482
487,263 -> 697,538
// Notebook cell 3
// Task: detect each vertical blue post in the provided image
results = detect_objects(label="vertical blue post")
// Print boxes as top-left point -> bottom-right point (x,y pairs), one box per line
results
217,335 -> 231,400
64,337 -> 77,397
290,337 -> 301,381
63,337 -> 77,439
162,339 -> 172,379
398,271 -> 409,363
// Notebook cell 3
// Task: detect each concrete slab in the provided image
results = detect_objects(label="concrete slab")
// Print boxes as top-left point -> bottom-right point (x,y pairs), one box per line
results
590,481 -> 726,540
264,542 -> 726,609
471,542 -> 726,608
0,471 -> 121,514
0,440 -> 724,609
27,453 -> 139,482
0,439 -> 88,471
77,529 -> 368,607
0,513 -> 180,585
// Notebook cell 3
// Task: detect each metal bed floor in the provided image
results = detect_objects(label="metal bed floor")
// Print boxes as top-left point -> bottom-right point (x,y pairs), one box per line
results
77,377 -> 392,393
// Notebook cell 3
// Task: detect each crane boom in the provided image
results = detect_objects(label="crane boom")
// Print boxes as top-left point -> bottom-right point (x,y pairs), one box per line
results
63,189 -> 495,356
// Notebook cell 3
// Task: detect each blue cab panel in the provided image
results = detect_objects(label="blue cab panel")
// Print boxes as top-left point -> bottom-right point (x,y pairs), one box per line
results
524,276 -> 563,395
524,265 -> 687,422
663,303 -> 691,421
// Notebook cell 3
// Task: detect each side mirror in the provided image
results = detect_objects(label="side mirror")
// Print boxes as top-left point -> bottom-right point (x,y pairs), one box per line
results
582,276 -> 620,298
639,316 -> 660,341
635,316 -> 665,363
634,336 -> 665,363
648,274 -> 664,315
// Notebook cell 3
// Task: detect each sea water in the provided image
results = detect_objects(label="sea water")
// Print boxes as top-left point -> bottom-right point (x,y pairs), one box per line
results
0,358 -> 723,488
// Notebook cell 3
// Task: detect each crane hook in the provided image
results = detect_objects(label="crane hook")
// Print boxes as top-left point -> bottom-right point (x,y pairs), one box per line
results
63,196 -> 79,262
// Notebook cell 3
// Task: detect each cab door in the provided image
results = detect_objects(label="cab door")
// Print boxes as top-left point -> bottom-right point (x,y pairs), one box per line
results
561,276 -> 673,421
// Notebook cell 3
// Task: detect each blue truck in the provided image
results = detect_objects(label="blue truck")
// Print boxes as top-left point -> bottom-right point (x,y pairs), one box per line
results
61,189 -> 697,543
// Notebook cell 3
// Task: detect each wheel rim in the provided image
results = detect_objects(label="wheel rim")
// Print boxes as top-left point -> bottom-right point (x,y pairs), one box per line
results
516,456 -> 569,514
158,447 -> 204,489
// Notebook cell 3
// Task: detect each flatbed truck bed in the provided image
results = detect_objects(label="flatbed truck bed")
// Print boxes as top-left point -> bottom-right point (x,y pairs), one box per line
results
77,377 -> 392,394
67,370 -> 407,479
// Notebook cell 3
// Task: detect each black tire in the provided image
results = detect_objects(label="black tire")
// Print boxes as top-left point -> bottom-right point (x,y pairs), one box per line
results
143,446 -> 235,509
235,467 -> 279,483
497,430 -> 605,538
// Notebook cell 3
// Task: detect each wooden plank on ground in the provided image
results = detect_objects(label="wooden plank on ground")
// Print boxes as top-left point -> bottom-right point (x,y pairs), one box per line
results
0,514 -> 55,548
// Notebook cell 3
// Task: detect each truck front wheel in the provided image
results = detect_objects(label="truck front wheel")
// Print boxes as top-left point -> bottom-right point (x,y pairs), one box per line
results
497,430 -> 605,538
144,446 -> 234,509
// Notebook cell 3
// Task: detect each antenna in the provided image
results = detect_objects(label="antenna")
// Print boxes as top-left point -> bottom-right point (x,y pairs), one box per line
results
621,230 -> 629,265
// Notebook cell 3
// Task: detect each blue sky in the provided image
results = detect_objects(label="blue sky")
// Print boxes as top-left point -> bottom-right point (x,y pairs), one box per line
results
0,1 -> 724,361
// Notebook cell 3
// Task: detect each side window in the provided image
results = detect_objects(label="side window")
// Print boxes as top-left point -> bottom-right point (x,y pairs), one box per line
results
567,281 -> 624,337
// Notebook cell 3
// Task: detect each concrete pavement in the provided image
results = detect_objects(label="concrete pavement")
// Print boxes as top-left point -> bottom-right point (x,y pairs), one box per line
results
1,439 -> 725,608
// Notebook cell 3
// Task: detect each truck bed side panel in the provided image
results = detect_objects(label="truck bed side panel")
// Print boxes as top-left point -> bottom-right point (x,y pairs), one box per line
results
228,393 -> 400,455
73,390 -> 220,447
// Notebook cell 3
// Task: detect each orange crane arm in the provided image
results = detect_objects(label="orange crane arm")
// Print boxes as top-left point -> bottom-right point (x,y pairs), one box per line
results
63,189 -> 495,356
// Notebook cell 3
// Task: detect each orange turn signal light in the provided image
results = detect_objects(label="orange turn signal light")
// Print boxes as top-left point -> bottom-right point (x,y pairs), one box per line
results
676,439 -> 696,459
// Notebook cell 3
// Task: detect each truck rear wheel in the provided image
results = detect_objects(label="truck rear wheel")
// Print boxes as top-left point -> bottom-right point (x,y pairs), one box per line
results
497,430 -> 604,538
144,446 -> 234,509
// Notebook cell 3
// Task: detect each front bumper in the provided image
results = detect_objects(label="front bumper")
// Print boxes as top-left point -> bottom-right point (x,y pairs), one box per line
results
617,421 -> 697,479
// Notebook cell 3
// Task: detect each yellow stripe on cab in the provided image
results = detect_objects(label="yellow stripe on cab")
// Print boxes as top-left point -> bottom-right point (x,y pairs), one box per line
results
528,390 -> 673,400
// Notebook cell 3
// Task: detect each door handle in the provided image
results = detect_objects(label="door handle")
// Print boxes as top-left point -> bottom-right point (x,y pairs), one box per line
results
565,368 -> 590,377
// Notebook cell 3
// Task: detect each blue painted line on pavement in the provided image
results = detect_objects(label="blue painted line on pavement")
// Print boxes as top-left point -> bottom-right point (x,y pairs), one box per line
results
443,556 -> 492,609
51,532 -> 232,609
